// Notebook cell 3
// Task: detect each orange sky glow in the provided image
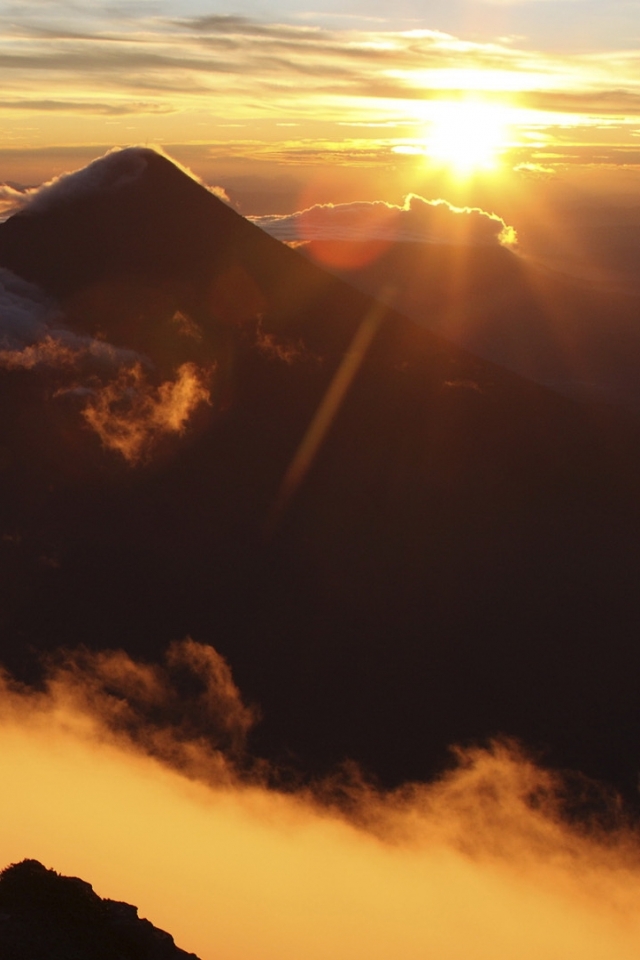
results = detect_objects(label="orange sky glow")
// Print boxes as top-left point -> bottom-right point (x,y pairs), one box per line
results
0,11 -> 638,195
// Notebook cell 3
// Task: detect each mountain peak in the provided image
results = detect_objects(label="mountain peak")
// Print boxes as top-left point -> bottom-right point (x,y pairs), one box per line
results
0,147 -> 242,301
19,147 -> 157,216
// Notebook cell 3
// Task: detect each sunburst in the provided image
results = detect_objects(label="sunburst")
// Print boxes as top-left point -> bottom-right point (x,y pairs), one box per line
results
425,100 -> 512,176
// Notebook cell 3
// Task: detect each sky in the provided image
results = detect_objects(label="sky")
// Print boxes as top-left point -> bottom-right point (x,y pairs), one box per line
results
1,0 -> 639,199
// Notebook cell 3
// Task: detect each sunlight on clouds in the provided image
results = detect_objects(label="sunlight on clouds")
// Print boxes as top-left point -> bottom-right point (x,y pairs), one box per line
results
250,194 -> 516,246
81,361 -> 213,464
0,259 -> 213,464
0,11 -> 638,173
388,66 -> 559,93
1,643 -> 640,960
0,333 -> 78,369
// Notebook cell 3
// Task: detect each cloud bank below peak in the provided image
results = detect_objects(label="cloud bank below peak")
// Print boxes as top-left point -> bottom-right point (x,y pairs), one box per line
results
1,640 -> 640,960
250,194 -> 517,247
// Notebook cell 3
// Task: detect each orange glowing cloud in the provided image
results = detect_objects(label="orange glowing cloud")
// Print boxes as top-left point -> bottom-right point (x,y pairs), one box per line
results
0,642 -> 640,960
0,333 -> 78,369
81,361 -> 212,463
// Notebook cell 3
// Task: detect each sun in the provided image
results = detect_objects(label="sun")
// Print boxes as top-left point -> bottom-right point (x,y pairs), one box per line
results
425,100 -> 512,176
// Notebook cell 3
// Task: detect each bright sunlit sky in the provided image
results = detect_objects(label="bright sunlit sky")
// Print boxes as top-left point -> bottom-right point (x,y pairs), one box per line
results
1,0 -> 640,235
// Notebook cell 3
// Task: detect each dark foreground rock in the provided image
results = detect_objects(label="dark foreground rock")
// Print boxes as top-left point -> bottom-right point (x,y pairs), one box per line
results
0,859 -> 200,960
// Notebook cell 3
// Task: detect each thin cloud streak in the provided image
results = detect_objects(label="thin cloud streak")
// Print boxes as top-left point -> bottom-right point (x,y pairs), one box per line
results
0,98 -> 175,115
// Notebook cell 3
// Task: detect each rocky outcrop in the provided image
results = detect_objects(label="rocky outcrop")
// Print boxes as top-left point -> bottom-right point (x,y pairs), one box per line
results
0,859 -> 201,960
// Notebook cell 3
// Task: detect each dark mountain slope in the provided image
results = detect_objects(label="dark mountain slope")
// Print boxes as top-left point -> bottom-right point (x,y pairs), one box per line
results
0,149 -> 352,374
0,860 -> 199,960
1,149 -> 640,797
300,239 -> 640,409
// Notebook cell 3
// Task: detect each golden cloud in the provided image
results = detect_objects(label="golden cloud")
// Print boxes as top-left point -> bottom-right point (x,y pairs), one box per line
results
0,642 -> 639,960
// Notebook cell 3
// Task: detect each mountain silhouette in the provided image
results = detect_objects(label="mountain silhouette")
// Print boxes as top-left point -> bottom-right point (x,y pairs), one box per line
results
1,148 -> 640,798
0,859 -> 199,960
300,238 -> 640,410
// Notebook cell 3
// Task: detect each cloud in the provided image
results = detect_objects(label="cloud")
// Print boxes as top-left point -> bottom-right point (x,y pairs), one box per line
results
38,640 -> 257,778
0,643 -> 640,959
1,147 -> 155,220
207,183 -> 230,203
523,88 -> 640,116
172,15 -> 335,43
19,145 -> 150,214
0,97 -> 175,115
0,11 -> 637,177
0,267 -> 137,366
10,144 -> 218,216
80,361 -> 212,463
0,264 -> 211,463
250,194 -> 516,247
0,333 -> 80,369
0,184 -> 28,220
0,267 -> 54,342
513,161 -> 557,177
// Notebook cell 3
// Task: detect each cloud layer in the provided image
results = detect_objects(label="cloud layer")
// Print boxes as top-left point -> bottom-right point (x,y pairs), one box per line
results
250,194 -> 516,246
1,641 -> 640,960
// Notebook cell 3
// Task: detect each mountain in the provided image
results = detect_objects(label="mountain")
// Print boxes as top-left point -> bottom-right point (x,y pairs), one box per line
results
298,239 -> 640,410
1,148 -> 640,798
0,859 -> 199,960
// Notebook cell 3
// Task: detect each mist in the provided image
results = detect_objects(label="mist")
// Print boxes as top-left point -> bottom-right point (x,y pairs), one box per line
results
1,642 -> 640,960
